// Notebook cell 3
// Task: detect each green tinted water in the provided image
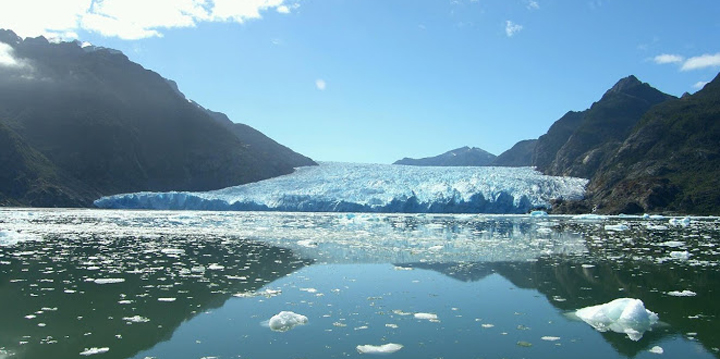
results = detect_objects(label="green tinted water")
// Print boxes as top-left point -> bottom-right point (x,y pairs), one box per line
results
0,210 -> 718,358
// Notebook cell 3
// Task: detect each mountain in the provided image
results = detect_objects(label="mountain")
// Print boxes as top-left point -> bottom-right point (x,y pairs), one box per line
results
491,139 -> 537,167
394,146 -> 496,166
537,75 -> 675,179
0,29 -> 315,207
582,73 -> 720,214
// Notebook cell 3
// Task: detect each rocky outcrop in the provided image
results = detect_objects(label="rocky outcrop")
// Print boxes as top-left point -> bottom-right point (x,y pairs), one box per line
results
394,146 -> 496,166
491,139 -> 537,167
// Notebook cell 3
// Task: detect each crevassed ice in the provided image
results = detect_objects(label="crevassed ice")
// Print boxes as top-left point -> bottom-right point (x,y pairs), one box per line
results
94,163 -> 588,213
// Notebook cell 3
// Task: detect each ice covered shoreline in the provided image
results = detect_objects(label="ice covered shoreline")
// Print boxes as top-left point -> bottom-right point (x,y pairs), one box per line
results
94,162 -> 588,213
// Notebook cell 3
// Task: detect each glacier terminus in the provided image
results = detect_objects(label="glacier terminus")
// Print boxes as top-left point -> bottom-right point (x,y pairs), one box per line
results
95,162 -> 588,213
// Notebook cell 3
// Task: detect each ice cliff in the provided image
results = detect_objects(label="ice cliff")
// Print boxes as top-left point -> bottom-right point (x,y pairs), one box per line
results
94,162 -> 588,213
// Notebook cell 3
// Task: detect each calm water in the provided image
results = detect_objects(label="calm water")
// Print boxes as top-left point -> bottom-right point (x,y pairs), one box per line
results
0,209 -> 718,359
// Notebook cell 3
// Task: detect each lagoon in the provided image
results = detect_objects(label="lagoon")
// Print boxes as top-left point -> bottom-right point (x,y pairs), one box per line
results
1,209 -> 718,358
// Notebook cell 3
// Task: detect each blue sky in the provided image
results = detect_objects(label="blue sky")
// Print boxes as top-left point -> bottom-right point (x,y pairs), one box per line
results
2,1 -> 719,163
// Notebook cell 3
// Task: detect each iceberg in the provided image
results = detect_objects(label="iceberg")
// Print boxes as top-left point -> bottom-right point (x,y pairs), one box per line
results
95,162 -> 588,214
575,298 -> 659,341
268,311 -> 308,332
356,343 -> 404,354
0,229 -> 41,246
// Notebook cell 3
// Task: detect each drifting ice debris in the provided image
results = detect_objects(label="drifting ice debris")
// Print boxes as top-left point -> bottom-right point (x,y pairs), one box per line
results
94,278 -> 125,284
268,311 -> 308,332
356,343 -> 404,354
530,210 -> 549,217
604,224 -> 630,231
649,346 -> 664,354
575,298 -> 658,341
414,312 -> 438,321
80,347 -> 110,356
0,230 -> 41,246
667,290 -> 696,297
94,162 -> 588,213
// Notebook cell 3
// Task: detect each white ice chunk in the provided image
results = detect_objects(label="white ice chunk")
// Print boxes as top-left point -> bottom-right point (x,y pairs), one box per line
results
667,290 -> 696,297
573,214 -> 608,221
604,224 -> 629,231
0,230 -> 41,246
94,278 -> 125,284
80,347 -> 110,356
649,346 -> 664,354
414,312 -> 438,321
356,343 -> 404,354
575,298 -> 659,341
268,311 -> 308,332
530,210 -> 548,217
541,336 -> 561,341
157,297 -> 176,302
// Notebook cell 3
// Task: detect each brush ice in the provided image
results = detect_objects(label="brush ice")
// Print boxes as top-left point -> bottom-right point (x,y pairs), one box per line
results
94,162 -> 588,213
0,230 -> 41,246
268,311 -> 308,332
356,343 -> 403,354
667,290 -> 696,297
575,298 -> 658,341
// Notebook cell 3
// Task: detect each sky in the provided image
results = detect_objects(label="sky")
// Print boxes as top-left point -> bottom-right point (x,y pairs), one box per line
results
1,1 -> 719,164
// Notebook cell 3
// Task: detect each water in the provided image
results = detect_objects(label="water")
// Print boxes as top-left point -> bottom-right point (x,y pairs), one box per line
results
0,209 -> 718,358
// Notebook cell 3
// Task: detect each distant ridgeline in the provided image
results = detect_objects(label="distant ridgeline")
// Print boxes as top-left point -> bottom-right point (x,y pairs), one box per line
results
0,29 -> 316,207
395,74 -> 720,215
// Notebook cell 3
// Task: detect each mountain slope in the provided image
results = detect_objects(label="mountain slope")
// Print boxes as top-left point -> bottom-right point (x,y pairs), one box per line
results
394,146 -> 496,166
540,76 -> 675,178
585,73 -> 720,214
0,29 -> 315,206
491,139 -> 537,167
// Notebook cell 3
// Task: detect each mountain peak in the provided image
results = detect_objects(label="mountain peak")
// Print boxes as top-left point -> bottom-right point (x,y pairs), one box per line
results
605,75 -> 643,96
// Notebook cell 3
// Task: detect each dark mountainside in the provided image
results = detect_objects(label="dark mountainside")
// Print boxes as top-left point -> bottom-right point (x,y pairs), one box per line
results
394,146 -> 496,166
527,74 -> 719,215
0,29 -> 315,207
540,76 -> 676,178
580,73 -> 720,214
491,139 -> 537,167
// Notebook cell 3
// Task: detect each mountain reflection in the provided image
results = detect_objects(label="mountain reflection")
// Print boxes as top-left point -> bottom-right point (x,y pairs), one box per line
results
0,233 -> 310,359
408,258 -> 719,358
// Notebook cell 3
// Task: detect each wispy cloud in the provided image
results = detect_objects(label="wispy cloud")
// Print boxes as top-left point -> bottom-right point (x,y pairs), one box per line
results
0,43 -> 27,68
0,0 -> 299,41
693,81 -> 709,89
681,53 -> 720,71
505,21 -> 523,37
652,54 -> 684,64
527,1 -> 540,10
315,79 -> 326,91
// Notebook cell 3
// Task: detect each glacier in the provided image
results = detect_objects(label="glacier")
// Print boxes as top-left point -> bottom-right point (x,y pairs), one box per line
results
94,162 -> 588,213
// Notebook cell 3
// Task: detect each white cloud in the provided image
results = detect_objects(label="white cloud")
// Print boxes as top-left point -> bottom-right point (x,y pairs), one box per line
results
505,21 -> 523,37
527,1 -> 540,10
315,79 -> 326,91
681,53 -> 720,71
0,0 -> 297,41
0,43 -> 25,68
693,81 -> 709,89
653,54 -> 684,64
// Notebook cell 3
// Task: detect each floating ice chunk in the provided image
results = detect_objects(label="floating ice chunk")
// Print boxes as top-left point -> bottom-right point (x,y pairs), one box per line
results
667,290 -> 696,297
94,278 -> 125,284
161,248 -> 185,255
573,214 -> 607,221
575,298 -> 658,341
530,210 -> 548,217
122,315 -> 150,323
299,287 -> 317,293
414,312 -> 438,321
658,241 -> 684,248
207,263 -> 225,270
0,230 -> 41,246
670,251 -> 691,260
541,336 -> 561,341
297,239 -> 318,248
669,217 -> 691,226
604,224 -> 629,231
268,311 -> 308,332
157,297 -> 176,302
80,347 -> 110,356
649,346 -> 664,354
356,343 -> 403,354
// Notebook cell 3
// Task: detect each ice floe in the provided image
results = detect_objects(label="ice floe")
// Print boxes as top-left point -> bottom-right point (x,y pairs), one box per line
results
268,311 -> 308,332
356,343 -> 404,354
667,290 -> 696,297
575,298 -> 659,341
